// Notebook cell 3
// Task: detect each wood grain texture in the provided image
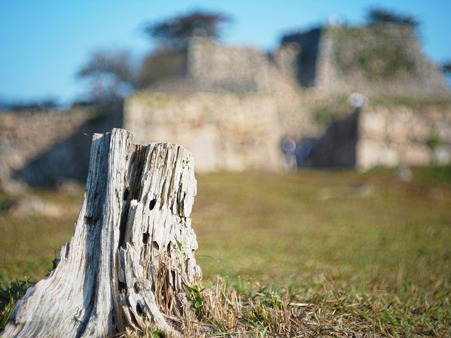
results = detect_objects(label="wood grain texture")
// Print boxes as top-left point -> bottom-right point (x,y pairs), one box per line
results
2,129 -> 201,338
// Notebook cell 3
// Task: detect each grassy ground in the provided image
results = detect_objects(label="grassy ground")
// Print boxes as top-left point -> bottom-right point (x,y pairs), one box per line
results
1,167 -> 450,336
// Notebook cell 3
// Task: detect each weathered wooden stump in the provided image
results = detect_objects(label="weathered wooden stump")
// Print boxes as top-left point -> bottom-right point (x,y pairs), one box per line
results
2,128 -> 202,337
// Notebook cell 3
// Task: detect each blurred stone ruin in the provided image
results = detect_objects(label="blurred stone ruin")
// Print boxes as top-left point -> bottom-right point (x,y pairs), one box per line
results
1,23 -> 451,189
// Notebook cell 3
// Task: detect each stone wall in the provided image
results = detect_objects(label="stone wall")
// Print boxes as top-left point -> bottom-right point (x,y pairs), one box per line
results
186,38 -> 281,93
308,105 -> 451,169
357,106 -> 451,170
149,38 -> 302,97
0,89 -> 312,188
124,92 -> 287,172
0,105 -> 122,189
2,99 -> 450,190
0,109 -> 87,189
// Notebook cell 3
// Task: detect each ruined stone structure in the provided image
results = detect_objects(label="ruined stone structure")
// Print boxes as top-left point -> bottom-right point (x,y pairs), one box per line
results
280,24 -> 449,97
124,92 -> 285,172
186,38 -> 290,93
147,37 -> 300,95
308,106 -> 451,170
1,26 -> 450,188
123,38 -> 310,173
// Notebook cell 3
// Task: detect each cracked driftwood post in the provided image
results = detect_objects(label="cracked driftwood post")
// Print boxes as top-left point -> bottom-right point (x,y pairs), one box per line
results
2,128 -> 202,338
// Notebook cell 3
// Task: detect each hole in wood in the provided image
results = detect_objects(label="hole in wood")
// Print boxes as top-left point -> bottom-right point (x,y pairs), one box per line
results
123,188 -> 130,201
149,198 -> 157,210
152,241 -> 159,251
135,304 -> 143,316
142,233 -> 150,244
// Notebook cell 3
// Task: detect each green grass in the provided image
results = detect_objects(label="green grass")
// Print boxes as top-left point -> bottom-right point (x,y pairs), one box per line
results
0,188 -> 82,284
194,169 -> 450,287
1,167 -> 450,336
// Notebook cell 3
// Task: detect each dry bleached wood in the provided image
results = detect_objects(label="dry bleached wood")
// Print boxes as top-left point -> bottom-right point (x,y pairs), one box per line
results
2,128 -> 202,338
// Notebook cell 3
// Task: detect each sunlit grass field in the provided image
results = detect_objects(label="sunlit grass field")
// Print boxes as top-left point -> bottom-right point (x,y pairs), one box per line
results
196,168 -> 450,288
1,167 -> 450,336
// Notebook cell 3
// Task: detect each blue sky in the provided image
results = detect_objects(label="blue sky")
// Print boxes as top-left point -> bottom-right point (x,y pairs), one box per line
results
1,1 -> 450,104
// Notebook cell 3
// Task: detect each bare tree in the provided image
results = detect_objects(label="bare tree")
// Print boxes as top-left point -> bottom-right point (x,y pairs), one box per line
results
77,49 -> 137,102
